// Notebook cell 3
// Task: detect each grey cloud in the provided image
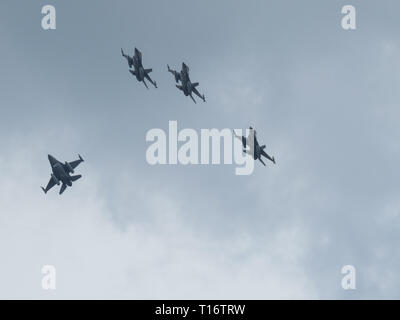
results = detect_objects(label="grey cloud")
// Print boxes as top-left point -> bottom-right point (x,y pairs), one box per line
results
0,0 -> 399,299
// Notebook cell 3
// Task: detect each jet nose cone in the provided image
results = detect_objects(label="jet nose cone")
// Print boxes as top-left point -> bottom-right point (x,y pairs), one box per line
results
48,154 -> 57,163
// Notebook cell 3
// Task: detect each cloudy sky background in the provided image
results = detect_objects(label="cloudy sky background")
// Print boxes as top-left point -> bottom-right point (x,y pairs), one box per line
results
0,0 -> 399,299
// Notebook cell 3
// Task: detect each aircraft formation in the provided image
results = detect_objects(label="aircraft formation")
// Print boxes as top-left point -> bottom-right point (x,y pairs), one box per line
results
41,46 -> 275,195
121,47 -> 205,103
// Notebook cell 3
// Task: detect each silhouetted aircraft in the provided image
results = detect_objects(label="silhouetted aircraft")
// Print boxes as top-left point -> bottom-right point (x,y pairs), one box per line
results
41,154 -> 84,195
234,127 -> 275,166
167,63 -> 205,103
122,47 -> 157,89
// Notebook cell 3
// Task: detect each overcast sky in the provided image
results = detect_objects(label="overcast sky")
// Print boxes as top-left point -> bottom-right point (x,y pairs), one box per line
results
0,0 -> 400,299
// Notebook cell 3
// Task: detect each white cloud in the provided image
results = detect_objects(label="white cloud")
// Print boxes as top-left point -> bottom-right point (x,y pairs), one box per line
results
0,142 -> 316,299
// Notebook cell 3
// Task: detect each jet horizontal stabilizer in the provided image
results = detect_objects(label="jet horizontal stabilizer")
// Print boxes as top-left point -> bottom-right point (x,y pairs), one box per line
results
70,175 -> 82,182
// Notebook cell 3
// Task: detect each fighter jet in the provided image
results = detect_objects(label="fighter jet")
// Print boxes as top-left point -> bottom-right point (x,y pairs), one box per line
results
121,47 -> 157,89
234,127 -> 276,166
167,63 -> 205,103
41,154 -> 84,195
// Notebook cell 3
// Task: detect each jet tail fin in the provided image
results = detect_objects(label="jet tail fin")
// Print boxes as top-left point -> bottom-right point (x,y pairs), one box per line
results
144,68 -> 152,74
192,82 -> 199,87
259,158 -> 266,166
41,187 -> 47,194
78,154 -> 84,162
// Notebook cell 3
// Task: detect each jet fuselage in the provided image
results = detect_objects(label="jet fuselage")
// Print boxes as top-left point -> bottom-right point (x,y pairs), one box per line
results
245,132 -> 262,160
253,142 -> 262,160
180,71 -> 192,96
49,155 -> 73,186
133,58 -> 145,81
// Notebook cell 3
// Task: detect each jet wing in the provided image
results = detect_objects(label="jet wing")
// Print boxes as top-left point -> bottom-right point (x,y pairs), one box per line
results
66,155 -> 84,170
68,160 -> 81,170
42,178 -> 56,194
68,160 -> 82,170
